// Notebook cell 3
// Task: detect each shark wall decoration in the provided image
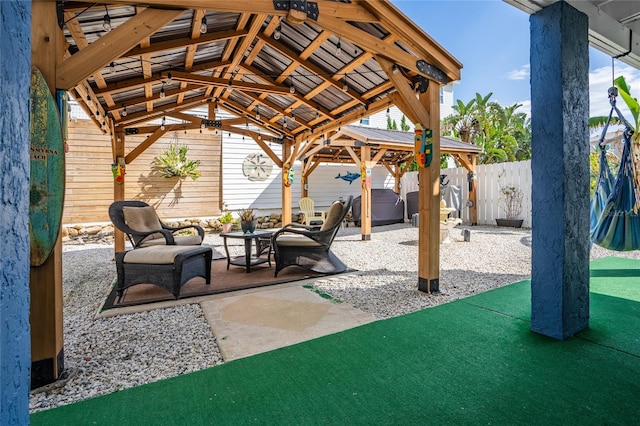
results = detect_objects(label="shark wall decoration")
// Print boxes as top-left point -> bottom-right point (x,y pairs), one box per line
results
335,171 -> 361,184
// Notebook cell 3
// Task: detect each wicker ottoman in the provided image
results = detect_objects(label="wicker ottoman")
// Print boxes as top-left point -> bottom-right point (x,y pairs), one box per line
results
115,245 -> 212,301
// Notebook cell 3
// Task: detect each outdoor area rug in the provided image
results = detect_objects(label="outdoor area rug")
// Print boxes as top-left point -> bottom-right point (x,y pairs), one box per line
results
101,258 -> 338,311
33,256 -> 640,425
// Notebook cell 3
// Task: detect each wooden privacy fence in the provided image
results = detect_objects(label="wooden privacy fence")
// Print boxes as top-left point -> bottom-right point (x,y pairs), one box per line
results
401,160 -> 533,228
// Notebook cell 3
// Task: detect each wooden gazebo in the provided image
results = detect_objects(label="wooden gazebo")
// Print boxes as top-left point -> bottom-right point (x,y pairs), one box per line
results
31,0 -> 463,385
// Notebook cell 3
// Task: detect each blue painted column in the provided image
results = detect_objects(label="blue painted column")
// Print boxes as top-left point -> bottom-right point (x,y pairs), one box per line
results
0,1 -> 32,424
530,2 -> 590,339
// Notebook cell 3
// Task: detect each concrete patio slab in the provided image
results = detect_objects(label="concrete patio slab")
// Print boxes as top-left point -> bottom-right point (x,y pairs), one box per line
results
200,282 -> 377,361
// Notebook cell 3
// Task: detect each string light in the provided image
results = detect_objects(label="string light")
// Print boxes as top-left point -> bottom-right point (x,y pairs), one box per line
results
336,38 -> 342,56
392,64 -> 399,74
283,115 -> 288,129
201,120 -> 206,129
110,62 -> 116,74
160,116 -> 166,130
273,24 -> 282,40
166,71 -> 172,84
122,105 -> 127,117
289,75 -> 295,94
200,16 -> 207,34
103,5 -> 112,32
255,105 -> 260,120
386,105 -> 390,117
342,73 -> 349,92
159,82 -> 166,98
214,98 -> 219,113
86,93 -> 92,106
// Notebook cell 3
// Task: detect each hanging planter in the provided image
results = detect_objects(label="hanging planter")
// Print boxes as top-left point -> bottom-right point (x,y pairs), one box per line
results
153,137 -> 201,180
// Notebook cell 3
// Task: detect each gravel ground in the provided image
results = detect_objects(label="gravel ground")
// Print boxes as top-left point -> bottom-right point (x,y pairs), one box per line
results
29,224 -> 640,413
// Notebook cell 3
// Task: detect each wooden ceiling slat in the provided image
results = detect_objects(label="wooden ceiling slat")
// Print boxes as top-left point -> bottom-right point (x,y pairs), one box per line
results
57,8 -> 184,90
256,33 -> 367,105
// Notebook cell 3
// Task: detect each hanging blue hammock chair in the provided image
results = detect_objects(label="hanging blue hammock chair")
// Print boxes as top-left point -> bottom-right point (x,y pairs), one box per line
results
590,87 -> 640,251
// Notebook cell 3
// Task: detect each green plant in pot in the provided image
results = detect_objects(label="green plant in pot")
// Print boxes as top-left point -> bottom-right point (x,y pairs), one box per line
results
238,208 -> 257,233
496,184 -> 524,228
154,142 -> 201,180
219,211 -> 234,233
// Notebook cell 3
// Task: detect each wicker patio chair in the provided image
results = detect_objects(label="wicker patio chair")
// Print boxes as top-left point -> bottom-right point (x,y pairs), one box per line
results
272,196 -> 353,276
109,200 -> 205,248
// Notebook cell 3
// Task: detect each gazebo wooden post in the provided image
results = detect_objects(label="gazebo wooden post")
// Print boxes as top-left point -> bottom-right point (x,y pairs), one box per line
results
417,84 -> 441,293
30,0 -> 64,388
469,155 -> 478,225
455,153 -> 479,226
358,146 -> 373,240
281,140 -> 292,225
301,159 -> 309,198
114,129 -> 126,253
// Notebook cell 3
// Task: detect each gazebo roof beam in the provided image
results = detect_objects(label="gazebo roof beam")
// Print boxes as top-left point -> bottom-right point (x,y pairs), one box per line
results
57,8 -> 184,90
256,34 -> 367,105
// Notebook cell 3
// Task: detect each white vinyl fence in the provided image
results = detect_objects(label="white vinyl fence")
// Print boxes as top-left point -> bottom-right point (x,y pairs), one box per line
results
401,160 -> 533,228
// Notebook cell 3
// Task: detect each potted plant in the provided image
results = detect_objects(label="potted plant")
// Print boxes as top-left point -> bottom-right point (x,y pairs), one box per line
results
496,184 -> 524,228
219,211 -> 234,233
153,142 -> 201,181
238,208 -> 257,233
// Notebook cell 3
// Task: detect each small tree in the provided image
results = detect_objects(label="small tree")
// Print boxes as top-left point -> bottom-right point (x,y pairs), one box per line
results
400,115 -> 410,131
499,185 -> 523,220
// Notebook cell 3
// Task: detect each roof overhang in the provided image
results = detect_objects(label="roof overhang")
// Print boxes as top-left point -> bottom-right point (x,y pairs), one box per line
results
505,0 -> 640,70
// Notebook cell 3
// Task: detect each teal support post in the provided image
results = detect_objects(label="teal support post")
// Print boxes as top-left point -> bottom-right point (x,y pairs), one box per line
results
530,1 -> 591,339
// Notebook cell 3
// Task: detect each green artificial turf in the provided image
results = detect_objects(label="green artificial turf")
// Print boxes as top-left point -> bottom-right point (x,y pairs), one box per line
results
31,256 -> 640,425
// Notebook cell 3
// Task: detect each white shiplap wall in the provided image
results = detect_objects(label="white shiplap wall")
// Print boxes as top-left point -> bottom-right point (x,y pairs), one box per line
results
222,133 -> 392,215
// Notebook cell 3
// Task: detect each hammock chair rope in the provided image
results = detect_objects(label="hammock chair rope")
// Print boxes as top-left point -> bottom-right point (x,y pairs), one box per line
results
590,87 -> 640,251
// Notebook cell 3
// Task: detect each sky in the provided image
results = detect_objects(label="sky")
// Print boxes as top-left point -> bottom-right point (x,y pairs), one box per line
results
391,0 -> 640,120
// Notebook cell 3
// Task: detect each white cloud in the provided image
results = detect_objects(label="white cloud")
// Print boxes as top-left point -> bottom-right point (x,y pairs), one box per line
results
515,100 -> 531,119
503,64 -> 640,122
506,64 -> 530,80
589,63 -> 640,119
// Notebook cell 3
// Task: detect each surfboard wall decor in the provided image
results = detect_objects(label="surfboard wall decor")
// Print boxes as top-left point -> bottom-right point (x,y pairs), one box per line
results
29,67 -> 65,266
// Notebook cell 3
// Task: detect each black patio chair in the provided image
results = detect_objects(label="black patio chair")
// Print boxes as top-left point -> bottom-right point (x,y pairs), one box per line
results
272,196 -> 353,276
108,200 -> 204,248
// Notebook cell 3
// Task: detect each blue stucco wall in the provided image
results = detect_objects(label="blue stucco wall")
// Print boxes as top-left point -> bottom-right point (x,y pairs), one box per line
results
0,1 -> 32,424
530,1 -> 590,339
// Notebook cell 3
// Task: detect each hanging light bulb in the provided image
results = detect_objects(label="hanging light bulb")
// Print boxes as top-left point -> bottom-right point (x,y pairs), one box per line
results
86,94 -> 92,106
273,24 -> 282,40
110,62 -> 116,74
392,64 -> 399,74
342,74 -> 349,92
159,82 -> 166,98
200,16 -> 207,34
166,71 -> 172,84
122,105 -> 127,117
283,116 -> 288,129
103,6 -> 112,32
214,98 -> 219,113
160,116 -> 166,131
386,105 -> 390,118
290,75 -> 295,94
336,38 -> 342,56
255,106 -> 260,120
201,120 -> 206,130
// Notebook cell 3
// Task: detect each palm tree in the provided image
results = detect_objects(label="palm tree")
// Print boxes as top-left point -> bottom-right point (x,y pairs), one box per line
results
443,93 -> 532,165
